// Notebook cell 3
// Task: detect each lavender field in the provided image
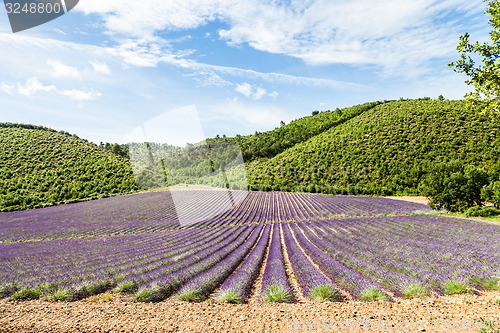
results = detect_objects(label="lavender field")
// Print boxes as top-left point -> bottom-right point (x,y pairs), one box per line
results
0,190 -> 499,303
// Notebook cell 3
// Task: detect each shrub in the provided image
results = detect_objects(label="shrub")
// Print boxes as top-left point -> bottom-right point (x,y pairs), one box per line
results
129,283 -> 172,303
419,161 -> 489,212
262,284 -> 292,303
216,289 -> 242,304
12,287 -> 41,300
479,277 -> 500,291
113,280 -> 137,293
360,287 -> 388,301
308,284 -> 342,301
465,206 -> 500,218
177,288 -> 203,302
402,283 -> 430,298
442,279 -> 470,295
50,288 -> 73,301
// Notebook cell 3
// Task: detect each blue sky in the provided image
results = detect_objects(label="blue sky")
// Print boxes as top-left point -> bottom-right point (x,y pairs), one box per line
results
0,0 -> 491,145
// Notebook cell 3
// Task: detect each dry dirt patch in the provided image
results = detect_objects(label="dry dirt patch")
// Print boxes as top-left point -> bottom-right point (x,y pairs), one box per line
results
1,292 -> 499,332
386,196 -> 429,206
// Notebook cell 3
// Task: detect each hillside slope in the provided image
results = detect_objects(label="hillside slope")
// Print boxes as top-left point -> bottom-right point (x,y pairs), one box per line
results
0,124 -> 137,212
246,100 -> 500,195
233,101 -> 383,162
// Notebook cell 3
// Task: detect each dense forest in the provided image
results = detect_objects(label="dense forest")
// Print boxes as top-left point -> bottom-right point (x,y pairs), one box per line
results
0,123 -> 137,212
246,99 -> 500,197
2,99 -> 500,212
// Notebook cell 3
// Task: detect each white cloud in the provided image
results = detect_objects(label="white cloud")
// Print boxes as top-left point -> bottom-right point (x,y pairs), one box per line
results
268,91 -> 279,98
234,83 -> 268,99
60,89 -> 102,101
75,0 -> 486,77
47,59 -> 81,79
76,0 -> 220,37
234,82 -> 253,97
89,61 -> 111,75
0,83 -> 15,95
253,87 -> 267,100
13,77 -> 101,101
17,77 -> 58,96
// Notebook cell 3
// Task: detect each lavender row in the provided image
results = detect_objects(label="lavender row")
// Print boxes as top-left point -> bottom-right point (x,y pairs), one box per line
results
0,191 -> 431,241
281,222 -> 340,300
360,215 -> 500,249
260,223 -> 294,303
213,224 -> 271,303
287,222 -> 385,300
122,225 -> 252,290
318,218 -> 500,276
0,225 -> 245,300
299,221 -> 480,293
130,224 -> 258,302
175,223 -> 265,302
337,216 -> 500,264
293,222 -> 420,297
0,225 -> 228,290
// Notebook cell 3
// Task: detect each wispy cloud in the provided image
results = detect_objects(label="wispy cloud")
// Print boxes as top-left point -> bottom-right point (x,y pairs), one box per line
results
89,61 -> 111,75
17,78 -> 58,96
47,59 -> 81,79
0,83 -> 15,96
59,89 -> 102,101
75,0 -> 486,77
235,82 -> 273,99
1,77 -> 102,101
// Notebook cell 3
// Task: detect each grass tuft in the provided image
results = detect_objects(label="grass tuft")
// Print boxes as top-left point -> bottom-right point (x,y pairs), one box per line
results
113,280 -> 137,293
402,283 -> 430,298
12,287 -> 41,300
360,287 -> 388,301
50,288 -> 73,302
216,289 -> 242,304
129,284 -> 160,302
262,284 -> 292,303
177,288 -> 203,302
129,283 -> 170,303
441,279 -> 470,295
480,277 -> 500,291
308,284 -> 342,301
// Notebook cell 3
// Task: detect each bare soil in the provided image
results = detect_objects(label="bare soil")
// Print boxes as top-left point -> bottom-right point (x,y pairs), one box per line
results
1,292 -> 499,332
386,196 -> 430,206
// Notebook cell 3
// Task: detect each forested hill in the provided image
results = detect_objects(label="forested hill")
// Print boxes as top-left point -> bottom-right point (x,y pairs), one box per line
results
0,123 -> 137,212
246,99 -> 500,195
231,101 -> 384,162
3,99 -> 500,212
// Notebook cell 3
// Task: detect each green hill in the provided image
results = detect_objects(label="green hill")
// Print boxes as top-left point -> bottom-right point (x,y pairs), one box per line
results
233,101 -> 384,162
245,99 -> 500,195
3,99 -> 500,212
0,123 -> 138,212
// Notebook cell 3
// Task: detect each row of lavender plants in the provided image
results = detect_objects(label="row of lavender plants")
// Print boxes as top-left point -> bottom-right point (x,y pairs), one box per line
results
0,225 -> 248,300
295,215 -> 500,296
0,191 -> 430,241
2,190 -> 498,303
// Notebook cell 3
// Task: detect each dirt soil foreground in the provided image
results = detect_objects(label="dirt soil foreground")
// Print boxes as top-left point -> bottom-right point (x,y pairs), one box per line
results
1,292 -> 499,333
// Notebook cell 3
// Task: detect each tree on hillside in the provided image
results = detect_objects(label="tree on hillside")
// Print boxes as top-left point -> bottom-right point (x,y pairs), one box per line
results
419,161 -> 489,212
449,0 -> 500,114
